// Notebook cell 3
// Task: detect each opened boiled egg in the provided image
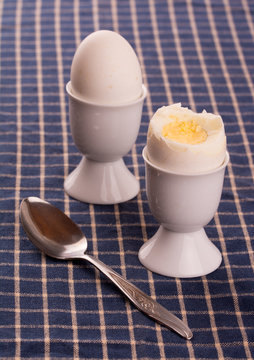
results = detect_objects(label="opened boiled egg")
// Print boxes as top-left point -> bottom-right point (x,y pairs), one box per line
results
70,30 -> 143,105
147,103 -> 226,174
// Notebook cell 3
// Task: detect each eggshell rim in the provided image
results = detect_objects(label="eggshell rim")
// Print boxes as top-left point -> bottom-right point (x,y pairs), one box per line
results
142,146 -> 229,177
66,81 -> 147,108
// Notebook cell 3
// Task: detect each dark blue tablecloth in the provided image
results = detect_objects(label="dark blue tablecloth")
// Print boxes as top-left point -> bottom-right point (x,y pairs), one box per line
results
0,0 -> 254,358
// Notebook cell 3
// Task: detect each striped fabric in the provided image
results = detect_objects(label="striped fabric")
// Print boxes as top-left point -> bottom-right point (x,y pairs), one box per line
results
0,0 -> 254,358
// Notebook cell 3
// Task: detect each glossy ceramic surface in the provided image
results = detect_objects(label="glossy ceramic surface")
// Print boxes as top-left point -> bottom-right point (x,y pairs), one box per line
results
138,147 -> 229,278
64,157 -> 139,205
64,82 -> 147,204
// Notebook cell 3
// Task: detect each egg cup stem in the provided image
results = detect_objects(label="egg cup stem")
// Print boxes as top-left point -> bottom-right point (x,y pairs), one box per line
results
139,226 -> 222,278
64,156 -> 139,204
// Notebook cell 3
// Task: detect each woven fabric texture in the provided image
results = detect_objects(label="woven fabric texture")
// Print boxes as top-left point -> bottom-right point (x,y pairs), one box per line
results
0,0 -> 254,359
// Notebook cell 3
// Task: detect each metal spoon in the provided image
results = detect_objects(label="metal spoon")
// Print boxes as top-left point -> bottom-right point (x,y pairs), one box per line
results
20,196 -> 193,340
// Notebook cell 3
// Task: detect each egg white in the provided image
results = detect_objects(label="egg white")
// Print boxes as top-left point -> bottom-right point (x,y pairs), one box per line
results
147,103 -> 227,174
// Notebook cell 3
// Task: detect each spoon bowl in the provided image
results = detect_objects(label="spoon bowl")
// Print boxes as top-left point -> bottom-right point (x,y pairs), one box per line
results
20,197 -> 87,259
20,196 -> 193,340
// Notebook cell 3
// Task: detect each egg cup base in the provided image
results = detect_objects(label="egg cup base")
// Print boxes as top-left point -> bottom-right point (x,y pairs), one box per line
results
64,156 -> 139,205
138,226 -> 222,278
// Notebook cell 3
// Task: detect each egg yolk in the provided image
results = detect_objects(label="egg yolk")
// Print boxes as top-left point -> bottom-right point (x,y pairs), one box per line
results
162,119 -> 207,145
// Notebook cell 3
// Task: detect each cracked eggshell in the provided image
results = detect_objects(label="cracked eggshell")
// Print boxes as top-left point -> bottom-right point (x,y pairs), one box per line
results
147,104 -> 227,174
70,30 -> 143,105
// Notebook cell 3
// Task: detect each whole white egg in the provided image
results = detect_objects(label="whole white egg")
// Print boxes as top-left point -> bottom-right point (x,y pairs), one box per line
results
147,103 -> 227,174
70,30 -> 143,105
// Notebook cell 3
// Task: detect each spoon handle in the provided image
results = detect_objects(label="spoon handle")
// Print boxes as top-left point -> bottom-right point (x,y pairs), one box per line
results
81,253 -> 192,340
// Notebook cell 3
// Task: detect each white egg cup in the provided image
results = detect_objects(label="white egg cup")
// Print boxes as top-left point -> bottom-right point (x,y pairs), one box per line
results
64,82 -> 147,204
138,147 -> 229,278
